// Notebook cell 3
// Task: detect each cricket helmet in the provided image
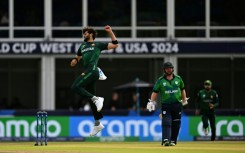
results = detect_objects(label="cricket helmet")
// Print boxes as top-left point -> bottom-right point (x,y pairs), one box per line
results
163,62 -> 174,69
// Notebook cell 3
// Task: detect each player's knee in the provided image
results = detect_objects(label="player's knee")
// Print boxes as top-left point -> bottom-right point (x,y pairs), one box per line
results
71,84 -> 81,92
172,119 -> 181,127
162,116 -> 171,126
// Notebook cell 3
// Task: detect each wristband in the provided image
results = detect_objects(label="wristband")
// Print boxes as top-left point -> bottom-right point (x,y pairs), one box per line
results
112,40 -> 118,44
73,58 -> 79,62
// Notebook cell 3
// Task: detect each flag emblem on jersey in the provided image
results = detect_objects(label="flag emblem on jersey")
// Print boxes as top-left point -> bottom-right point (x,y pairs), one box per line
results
175,81 -> 178,84
163,82 -> 166,86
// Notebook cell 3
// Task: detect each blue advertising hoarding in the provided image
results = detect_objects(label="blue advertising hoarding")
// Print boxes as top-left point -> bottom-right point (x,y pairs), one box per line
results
69,116 -> 193,141
0,114 -> 244,141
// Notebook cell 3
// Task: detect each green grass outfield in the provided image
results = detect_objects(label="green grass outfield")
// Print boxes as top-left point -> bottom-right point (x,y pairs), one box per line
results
0,141 -> 244,153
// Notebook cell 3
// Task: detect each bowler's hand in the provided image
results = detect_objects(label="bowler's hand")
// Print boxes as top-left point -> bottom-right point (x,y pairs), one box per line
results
70,59 -> 77,67
104,25 -> 112,33
209,103 -> 214,109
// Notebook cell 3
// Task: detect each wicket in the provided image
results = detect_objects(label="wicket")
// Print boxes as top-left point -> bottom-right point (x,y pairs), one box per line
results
35,111 -> 48,146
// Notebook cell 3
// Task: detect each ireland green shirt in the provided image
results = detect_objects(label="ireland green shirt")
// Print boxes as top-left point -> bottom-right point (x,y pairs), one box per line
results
153,74 -> 185,104
196,89 -> 219,113
77,42 -> 108,69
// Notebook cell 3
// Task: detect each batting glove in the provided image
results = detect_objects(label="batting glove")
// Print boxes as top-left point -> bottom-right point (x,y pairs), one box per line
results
146,99 -> 155,112
181,97 -> 190,106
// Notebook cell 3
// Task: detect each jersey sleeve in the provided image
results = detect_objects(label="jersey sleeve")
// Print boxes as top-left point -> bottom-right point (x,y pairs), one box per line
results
179,77 -> 185,90
76,44 -> 82,56
152,79 -> 160,93
97,42 -> 108,51
213,90 -> 219,108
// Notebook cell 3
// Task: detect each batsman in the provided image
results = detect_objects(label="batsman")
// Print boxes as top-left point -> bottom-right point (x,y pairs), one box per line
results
147,62 -> 189,146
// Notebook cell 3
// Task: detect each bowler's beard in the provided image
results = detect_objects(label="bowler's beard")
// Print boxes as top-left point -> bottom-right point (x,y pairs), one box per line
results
84,35 -> 90,42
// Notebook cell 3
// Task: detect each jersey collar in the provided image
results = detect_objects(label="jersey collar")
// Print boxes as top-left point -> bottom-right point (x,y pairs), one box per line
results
163,74 -> 175,80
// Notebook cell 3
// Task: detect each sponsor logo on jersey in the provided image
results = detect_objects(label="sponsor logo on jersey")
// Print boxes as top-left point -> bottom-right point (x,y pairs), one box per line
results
165,90 -> 178,94
81,47 -> 94,53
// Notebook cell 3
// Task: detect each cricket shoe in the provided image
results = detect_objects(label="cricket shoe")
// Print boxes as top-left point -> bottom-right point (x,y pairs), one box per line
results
98,67 -> 107,80
90,123 -> 104,137
93,97 -> 104,112
162,139 -> 170,146
170,141 -> 176,146
164,142 -> 170,146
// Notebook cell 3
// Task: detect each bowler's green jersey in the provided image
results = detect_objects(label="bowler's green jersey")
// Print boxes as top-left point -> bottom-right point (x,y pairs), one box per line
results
197,89 -> 219,113
153,74 -> 185,104
77,42 -> 108,70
